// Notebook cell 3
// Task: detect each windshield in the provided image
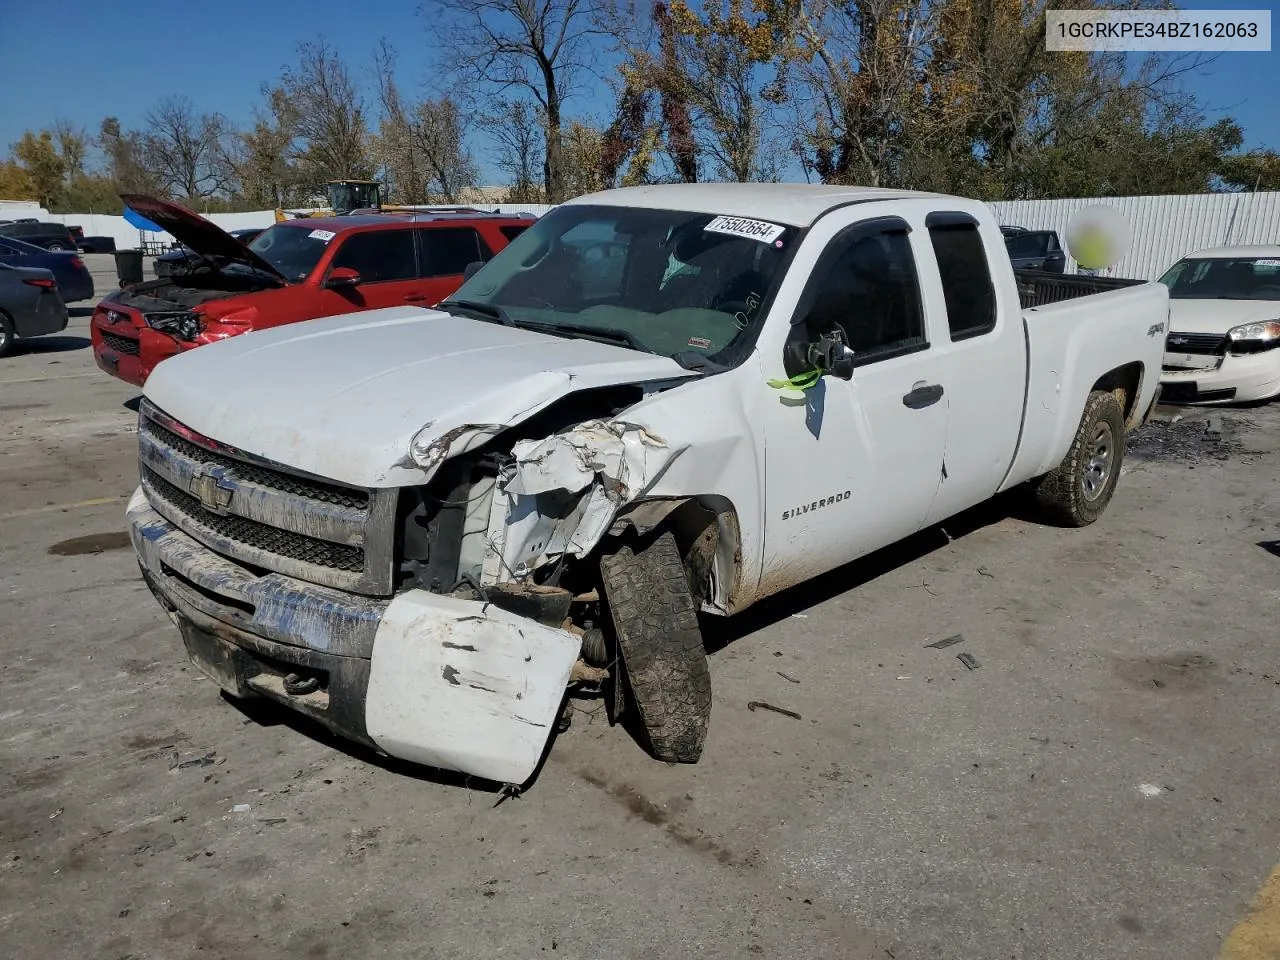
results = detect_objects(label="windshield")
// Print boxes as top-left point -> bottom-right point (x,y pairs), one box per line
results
247,224 -> 333,282
1158,256 -> 1280,301
443,204 -> 796,366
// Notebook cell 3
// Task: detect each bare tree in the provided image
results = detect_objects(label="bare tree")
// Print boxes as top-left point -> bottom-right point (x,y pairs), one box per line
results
98,117 -> 163,196
424,0 -> 610,202
141,95 -> 233,198
270,38 -> 372,186
372,41 -> 478,202
229,89 -> 301,208
481,99 -> 545,200
51,119 -> 89,182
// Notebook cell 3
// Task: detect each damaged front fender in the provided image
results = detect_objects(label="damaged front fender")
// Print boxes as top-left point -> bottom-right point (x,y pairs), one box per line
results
482,420 -> 684,582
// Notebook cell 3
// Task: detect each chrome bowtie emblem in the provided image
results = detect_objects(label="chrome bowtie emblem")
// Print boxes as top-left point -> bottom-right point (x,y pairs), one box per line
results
1169,336 -> 1187,345
189,465 -> 233,515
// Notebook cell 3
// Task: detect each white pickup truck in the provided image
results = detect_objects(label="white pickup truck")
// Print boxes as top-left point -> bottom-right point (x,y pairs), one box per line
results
126,184 -> 1169,786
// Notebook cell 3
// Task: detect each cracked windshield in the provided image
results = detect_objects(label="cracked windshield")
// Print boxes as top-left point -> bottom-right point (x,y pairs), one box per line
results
442,205 -> 795,365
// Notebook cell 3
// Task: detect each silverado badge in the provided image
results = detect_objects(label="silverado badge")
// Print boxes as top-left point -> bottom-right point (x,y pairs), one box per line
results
189,465 -> 234,515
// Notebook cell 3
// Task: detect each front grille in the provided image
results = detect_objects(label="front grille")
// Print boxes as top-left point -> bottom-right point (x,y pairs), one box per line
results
144,467 -> 364,571
101,331 -> 140,355
140,417 -> 368,509
137,401 -> 395,595
1165,332 -> 1226,355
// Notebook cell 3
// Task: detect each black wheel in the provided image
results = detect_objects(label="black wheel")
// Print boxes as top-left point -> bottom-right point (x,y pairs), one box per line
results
0,312 -> 15,358
1033,389 -> 1126,526
599,530 -> 711,763
46,242 -> 67,251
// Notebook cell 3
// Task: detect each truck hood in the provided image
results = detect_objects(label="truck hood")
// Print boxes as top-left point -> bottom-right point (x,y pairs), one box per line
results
1168,298 -> 1280,334
120,194 -> 287,283
141,306 -> 694,488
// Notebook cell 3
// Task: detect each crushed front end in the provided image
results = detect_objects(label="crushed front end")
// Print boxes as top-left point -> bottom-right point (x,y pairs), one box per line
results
127,399 -> 596,785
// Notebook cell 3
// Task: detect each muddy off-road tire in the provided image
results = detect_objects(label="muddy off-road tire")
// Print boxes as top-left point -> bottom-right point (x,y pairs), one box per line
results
1033,389 -> 1126,527
599,530 -> 712,763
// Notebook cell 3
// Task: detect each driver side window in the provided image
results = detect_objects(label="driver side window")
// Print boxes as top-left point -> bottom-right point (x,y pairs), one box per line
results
798,224 -> 927,367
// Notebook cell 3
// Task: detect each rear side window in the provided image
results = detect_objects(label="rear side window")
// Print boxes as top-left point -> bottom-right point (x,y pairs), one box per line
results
929,219 -> 997,340
421,227 -> 492,277
500,224 -> 530,242
331,230 -> 416,282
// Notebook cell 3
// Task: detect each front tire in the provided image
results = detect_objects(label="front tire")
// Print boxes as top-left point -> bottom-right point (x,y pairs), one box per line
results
599,530 -> 712,763
46,242 -> 67,251
1033,389 -> 1126,526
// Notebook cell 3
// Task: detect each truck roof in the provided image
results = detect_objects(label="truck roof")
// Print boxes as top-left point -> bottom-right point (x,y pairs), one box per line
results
1184,244 -> 1280,259
564,183 -> 950,227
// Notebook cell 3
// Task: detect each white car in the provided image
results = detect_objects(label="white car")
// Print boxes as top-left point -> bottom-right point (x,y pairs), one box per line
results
1158,245 -> 1280,404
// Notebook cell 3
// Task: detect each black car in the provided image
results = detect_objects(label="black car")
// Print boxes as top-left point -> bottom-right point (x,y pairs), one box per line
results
0,221 -> 80,251
1003,227 -> 1067,273
0,236 -> 95,303
0,262 -> 69,357
153,227 -> 266,277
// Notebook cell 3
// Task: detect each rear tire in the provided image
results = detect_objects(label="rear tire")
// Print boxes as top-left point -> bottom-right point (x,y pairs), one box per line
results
599,530 -> 712,763
47,242 -> 67,252
0,313 -> 16,358
1033,389 -> 1126,527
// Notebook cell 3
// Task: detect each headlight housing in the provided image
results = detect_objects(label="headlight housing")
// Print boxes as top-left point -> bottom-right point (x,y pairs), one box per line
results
144,311 -> 203,341
1227,319 -> 1280,354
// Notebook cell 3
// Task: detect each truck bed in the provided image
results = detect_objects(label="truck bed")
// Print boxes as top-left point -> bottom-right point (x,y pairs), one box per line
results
1014,269 -> 1146,309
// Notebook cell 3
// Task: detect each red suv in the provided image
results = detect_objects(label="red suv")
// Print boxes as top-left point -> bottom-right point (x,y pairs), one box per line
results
92,195 -> 536,387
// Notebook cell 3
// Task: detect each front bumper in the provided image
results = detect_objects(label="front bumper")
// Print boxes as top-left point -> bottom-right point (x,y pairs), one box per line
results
1160,348 -> 1280,404
128,488 -> 580,784
92,316 -> 190,387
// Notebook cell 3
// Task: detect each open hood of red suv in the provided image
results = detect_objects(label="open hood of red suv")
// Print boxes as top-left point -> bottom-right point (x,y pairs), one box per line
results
120,195 -> 287,283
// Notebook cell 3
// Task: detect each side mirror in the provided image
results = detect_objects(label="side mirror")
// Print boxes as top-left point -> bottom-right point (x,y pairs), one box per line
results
463,260 -> 485,280
324,266 -> 361,289
809,328 -> 855,380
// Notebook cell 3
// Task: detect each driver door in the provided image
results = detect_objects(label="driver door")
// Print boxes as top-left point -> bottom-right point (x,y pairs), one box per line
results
758,212 -> 951,586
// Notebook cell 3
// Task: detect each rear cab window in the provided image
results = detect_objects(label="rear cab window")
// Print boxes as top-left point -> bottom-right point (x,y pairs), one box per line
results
926,212 -> 997,341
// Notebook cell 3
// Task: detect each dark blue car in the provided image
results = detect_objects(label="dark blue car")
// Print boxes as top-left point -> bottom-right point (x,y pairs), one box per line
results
0,236 -> 95,303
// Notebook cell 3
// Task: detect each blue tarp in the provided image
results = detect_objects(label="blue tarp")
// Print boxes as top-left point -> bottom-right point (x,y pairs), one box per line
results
122,206 -> 163,232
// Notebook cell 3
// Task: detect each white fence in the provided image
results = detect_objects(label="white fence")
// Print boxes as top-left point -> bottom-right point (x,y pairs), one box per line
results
990,192 -> 1280,279
8,192 -> 1278,279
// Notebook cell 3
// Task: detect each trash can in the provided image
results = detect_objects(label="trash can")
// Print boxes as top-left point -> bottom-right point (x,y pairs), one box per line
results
113,248 -> 145,288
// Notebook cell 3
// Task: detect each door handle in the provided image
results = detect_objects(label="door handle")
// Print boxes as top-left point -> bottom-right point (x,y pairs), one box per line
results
404,294 -> 429,303
902,382 -> 944,409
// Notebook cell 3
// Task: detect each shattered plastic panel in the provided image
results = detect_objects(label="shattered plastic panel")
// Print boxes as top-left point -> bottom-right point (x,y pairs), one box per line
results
481,420 -> 682,582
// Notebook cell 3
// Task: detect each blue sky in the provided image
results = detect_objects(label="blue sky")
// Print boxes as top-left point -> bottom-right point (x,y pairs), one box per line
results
1,0 -> 1276,187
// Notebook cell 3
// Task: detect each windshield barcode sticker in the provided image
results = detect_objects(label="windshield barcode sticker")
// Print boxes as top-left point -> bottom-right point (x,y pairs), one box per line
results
308,229 -> 336,242
1255,259 -> 1280,267
704,216 -> 786,245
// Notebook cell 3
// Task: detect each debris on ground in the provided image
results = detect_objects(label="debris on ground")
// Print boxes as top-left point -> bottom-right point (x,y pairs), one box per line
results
170,751 -> 217,771
926,634 -> 966,650
48,808 -> 63,820
977,567 -> 995,578
956,653 -> 981,671
231,804 -> 251,813
777,671 -> 800,684
259,817 -> 287,826
1127,414 -> 1245,463
747,700 -> 802,720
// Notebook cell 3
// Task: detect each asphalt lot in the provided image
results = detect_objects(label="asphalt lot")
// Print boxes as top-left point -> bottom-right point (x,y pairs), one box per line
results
2,255 -> 1279,959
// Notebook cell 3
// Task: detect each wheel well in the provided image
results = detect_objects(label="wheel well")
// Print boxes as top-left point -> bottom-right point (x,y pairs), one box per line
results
1090,362 -> 1144,430
610,495 -> 743,613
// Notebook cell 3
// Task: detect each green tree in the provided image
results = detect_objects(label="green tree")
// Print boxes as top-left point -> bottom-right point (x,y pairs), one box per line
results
0,160 -> 37,201
12,131 -> 66,206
